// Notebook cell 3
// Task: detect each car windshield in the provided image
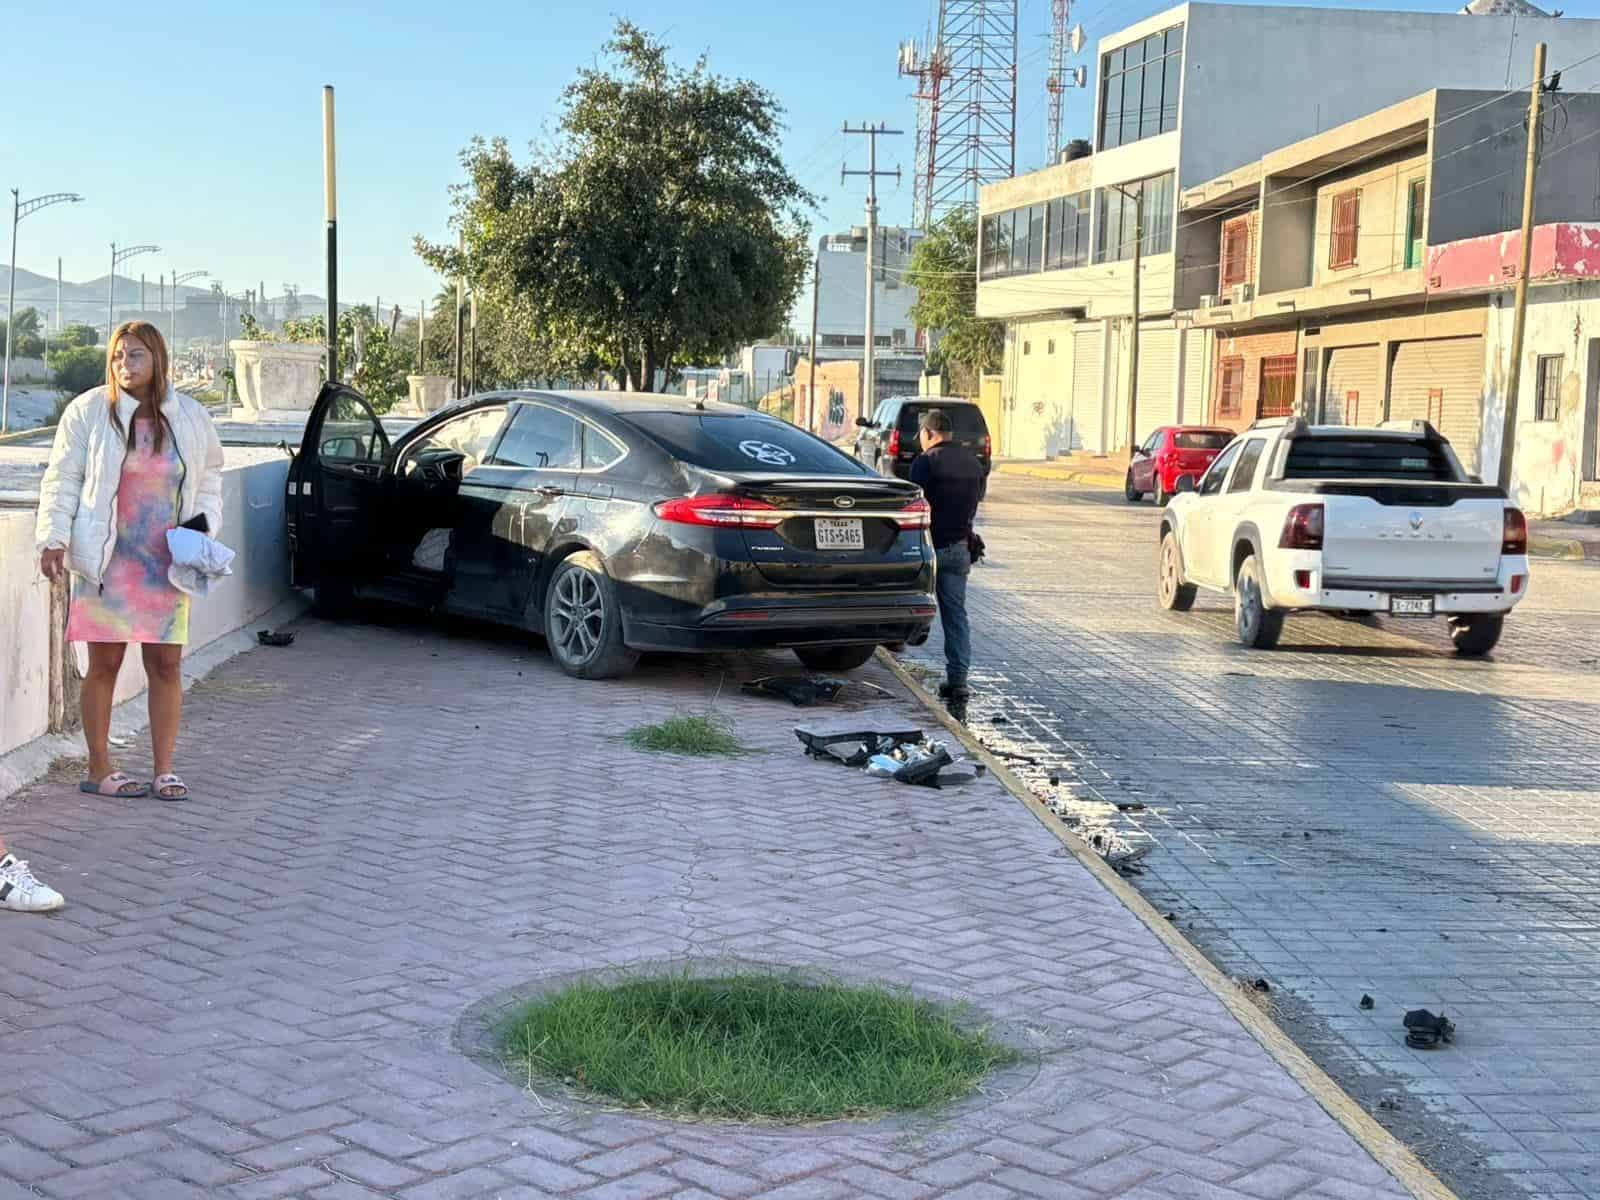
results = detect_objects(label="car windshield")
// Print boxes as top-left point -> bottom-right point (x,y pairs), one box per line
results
627,412 -> 870,474
897,404 -> 988,436
1283,436 -> 1459,481
1174,431 -> 1232,450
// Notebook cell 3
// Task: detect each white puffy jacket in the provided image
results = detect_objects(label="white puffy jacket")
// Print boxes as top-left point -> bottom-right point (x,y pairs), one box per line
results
35,386 -> 226,586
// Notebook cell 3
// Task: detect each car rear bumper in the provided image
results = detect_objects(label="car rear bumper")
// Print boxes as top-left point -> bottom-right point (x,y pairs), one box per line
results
1265,554 -> 1531,615
623,592 -> 937,653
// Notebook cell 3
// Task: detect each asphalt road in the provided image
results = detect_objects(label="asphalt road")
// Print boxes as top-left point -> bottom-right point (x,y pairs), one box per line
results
904,476 -> 1600,1200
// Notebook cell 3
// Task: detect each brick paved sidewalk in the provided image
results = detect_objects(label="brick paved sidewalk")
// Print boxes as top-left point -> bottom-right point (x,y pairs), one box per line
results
1,616 -> 1418,1200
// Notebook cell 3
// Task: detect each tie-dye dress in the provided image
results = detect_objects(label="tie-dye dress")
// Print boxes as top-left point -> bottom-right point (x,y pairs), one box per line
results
67,416 -> 190,645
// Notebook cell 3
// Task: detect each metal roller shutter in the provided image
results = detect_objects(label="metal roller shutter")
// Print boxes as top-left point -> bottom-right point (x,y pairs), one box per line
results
1323,345 -> 1380,425
1135,327 -> 1179,442
1388,337 -> 1485,473
1072,326 -> 1103,453
1181,331 -> 1208,424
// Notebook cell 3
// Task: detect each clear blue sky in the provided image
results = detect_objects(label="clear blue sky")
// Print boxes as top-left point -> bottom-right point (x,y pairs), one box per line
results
2,0 -> 1559,323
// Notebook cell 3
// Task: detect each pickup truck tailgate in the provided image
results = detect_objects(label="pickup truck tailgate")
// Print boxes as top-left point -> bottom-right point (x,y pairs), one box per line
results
1322,494 -> 1503,583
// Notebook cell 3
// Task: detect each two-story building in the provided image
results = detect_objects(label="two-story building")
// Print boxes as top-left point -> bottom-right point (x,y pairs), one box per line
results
979,1 -> 1600,462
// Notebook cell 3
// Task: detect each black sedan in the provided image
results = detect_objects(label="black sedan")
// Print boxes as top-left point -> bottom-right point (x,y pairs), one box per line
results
287,385 -> 937,679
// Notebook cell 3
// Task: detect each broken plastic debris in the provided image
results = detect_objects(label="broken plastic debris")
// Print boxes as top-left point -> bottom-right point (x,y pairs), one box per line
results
1360,994 -> 1375,1010
256,630 -> 295,647
743,676 -> 845,707
795,722 -> 923,766
1251,978 -> 1271,993
865,754 -> 901,778
1402,1008 -> 1455,1049
894,746 -> 954,788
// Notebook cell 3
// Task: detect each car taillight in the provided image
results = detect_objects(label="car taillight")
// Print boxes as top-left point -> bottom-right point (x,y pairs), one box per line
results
1279,503 -> 1325,550
887,429 -> 902,457
1502,507 -> 1528,555
982,435 -> 992,458
894,498 -> 931,529
653,494 -> 783,529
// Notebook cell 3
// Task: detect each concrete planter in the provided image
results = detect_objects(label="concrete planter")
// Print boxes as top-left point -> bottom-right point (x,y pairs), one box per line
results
398,374 -> 451,417
228,340 -> 325,422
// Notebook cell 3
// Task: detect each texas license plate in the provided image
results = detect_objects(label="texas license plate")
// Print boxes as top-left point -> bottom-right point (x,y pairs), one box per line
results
1389,595 -> 1434,617
815,518 -> 864,551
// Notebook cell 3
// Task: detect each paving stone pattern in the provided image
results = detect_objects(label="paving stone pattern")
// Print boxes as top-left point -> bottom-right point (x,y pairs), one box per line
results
906,480 -> 1600,1200
1,612 -> 1408,1198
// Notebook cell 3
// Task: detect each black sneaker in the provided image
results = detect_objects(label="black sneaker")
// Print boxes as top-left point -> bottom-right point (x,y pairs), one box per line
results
937,682 -> 971,701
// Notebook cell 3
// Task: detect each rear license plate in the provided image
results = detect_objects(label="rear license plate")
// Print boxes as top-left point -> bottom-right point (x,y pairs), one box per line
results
1389,595 -> 1434,617
815,518 -> 864,551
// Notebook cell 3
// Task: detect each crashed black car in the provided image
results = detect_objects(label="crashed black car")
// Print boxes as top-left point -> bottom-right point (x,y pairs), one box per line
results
287,385 -> 937,679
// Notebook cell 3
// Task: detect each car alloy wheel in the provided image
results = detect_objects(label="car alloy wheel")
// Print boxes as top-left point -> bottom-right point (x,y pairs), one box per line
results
550,567 -> 606,666
1233,555 -> 1284,649
1158,532 -> 1196,612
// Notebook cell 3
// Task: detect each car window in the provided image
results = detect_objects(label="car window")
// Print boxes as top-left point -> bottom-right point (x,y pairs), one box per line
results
402,406 -> 507,477
318,391 -> 385,464
1140,429 -> 1164,454
490,403 -> 580,470
1283,436 -> 1459,481
1175,430 -> 1232,451
581,425 -> 626,471
1226,439 -> 1267,494
626,411 -> 870,474
898,404 -> 988,436
1197,440 -> 1242,496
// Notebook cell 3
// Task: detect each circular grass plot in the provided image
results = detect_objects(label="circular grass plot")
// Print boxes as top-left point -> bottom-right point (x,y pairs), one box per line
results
498,973 -> 1019,1122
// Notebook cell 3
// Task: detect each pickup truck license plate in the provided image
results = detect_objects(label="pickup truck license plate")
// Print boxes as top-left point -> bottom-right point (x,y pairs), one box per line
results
815,518 -> 865,551
1389,595 -> 1434,617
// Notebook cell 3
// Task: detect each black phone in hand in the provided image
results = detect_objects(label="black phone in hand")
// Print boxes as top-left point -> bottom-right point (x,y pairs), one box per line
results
179,514 -> 209,534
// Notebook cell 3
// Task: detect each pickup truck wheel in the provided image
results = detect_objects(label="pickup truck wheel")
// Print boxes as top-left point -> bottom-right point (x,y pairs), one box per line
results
1448,613 -> 1504,657
1234,554 -> 1285,649
1158,531 -> 1197,612
1124,471 -> 1142,503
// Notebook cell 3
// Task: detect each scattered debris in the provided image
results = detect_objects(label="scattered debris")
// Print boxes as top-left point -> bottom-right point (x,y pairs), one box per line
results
1105,844 -> 1152,874
1378,1096 -> 1402,1111
1115,801 -> 1146,812
990,715 -> 1010,725
743,676 -> 844,707
795,723 -> 983,788
1048,772 -> 1060,786
1403,1008 -> 1455,1049
1163,911 -> 1177,921
796,723 -> 923,766
256,630 -> 295,647
1251,978 -> 1271,994
1360,994 -> 1375,1010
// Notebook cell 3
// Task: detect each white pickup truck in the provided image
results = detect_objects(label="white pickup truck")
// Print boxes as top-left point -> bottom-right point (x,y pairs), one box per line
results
1157,418 -> 1529,655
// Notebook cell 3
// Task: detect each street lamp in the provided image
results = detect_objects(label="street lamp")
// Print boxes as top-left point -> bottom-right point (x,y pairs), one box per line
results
169,269 -> 208,371
4,188 -> 84,434
108,242 -> 160,340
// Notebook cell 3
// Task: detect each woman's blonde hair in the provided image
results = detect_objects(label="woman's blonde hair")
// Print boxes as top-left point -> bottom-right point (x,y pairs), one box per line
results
106,321 -> 171,451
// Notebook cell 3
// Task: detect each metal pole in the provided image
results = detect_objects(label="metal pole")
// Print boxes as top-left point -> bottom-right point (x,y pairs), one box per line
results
1499,41 -> 1548,494
470,290 -> 478,393
168,268 -> 176,356
108,242 -> 116,338
807,251 -> 820,430
323,85 -> 339,382
454,230 -> 465,399
56,257 -> 62,333
842,123 -> 903,419
418,297 -> 426,372
1126,185 -> 1143,453
140,272 -> 146,312
3,190 -> 18,434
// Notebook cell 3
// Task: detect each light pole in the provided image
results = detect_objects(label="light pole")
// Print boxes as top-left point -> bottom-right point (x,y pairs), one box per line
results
4,188 -> 84,434
170,269 -> 208,369
108,242 -> 160,340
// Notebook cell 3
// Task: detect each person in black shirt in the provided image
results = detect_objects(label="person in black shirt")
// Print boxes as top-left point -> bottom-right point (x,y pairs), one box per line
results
908,409 -> 984,701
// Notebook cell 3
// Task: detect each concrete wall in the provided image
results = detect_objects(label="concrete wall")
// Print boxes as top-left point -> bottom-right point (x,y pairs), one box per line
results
1208,327 -> 1300,431
0,458 -> 297,760
1007,317 -> 1083,459
1311,151 -> 1429,289
816,230 -> 921,344
1260,181 -> 1318,295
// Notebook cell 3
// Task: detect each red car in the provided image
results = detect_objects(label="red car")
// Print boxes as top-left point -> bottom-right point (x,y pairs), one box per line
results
1125,426 -> 1236,505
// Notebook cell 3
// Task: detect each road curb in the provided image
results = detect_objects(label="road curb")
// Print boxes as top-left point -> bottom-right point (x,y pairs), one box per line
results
874,648 -> 1459,1200
993,462 -> 1125,490
1529,534 -> 1587,561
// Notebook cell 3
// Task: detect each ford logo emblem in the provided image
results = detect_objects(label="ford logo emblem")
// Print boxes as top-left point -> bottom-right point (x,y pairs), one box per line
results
834,496 -> 856,509
1409,511 -> 1424,530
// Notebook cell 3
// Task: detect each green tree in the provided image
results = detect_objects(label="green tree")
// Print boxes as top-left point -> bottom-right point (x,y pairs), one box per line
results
906,208 -> 1003,394
48,346 -> 105,395
4,306 -> 45,358
61,323 -> 99,348
417,21 -> 812,390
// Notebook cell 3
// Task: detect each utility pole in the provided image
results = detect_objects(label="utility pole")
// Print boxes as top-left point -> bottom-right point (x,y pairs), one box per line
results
1499,41 -> 1549,494
57,258 -> 63,333
454,230 -> 465,399
418,297 -> 426,372
140,273 -> 146,312
4,189 -> 82,433
806,250 -> 820,430
843,122 -> 903,419
470,291 -> 479,394
323,84 -> 339,383
1112,181 -> 1145,452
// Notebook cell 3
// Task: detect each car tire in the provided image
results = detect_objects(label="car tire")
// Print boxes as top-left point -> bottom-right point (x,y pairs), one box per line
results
1158,530 -> 1197,612
542,551 -> 640,680
1153,477 -> 1169,507
1124,471 -> 1142,503
1448,613 -> 1504,657
1234,554 -> 1285,649
793,644 -> 878,672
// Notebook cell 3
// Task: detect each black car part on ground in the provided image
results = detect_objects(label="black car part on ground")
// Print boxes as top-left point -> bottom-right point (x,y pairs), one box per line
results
795,723 -> 925,767
1403,1008 -> 1456,1049
742,676 -> 846,707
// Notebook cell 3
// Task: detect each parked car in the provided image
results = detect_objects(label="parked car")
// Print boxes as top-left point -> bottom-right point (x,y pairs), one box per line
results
853,396 -> 992,480
1125,425 -> 1235,505
287,384 -> 937,679
1157,417 -> 1528,655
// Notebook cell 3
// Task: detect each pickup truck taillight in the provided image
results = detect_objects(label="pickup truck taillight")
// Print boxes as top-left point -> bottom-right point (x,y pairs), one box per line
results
1503,507 -> 1528,555
887,429 -> 902,458
1279,503 -> 1325,550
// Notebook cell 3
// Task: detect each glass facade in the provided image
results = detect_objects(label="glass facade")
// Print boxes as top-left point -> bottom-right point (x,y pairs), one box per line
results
1099,25 -> 1184,151
980,194 -> 1091,280
1094,173 -> 1175,263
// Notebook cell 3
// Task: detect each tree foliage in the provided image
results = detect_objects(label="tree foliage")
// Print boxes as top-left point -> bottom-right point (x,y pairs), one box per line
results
48,346 -> 104,395
3,306 -> 45,358
61,323 -> 98,348
417,21 -> 812,390
906,208 -> 1003,393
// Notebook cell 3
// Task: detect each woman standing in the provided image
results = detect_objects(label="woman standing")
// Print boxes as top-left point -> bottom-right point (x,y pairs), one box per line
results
36,321 -> 225,801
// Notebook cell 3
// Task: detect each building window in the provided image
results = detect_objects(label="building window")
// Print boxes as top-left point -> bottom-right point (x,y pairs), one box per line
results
1047,339 -> 1056,354
1330,190 -> 1361,269
1042,193 -> 1091,271
1023,341 -> 1032,356
1404,179 -> 1426,270
1216,356 -> 1245,418
1096,173 -> 1175,263
892,328 -> 907,347
1099,24 -> 1184,151
1536,354 -> 1563,421
987,192 -> 1090,280
1220,216 -> 1252,290
1260,355 -> 1296,417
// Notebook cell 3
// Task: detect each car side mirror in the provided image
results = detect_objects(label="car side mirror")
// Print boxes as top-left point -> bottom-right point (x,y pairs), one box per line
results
855,416 -> 875,428
1175,474 -> 1197,494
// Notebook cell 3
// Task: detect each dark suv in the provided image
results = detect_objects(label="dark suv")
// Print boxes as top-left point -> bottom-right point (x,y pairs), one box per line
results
854,397 -> 992,480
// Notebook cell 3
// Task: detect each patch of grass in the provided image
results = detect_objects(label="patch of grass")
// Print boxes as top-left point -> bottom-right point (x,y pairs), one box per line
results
499,973 -> 1017,1121
624,713 -> 745,757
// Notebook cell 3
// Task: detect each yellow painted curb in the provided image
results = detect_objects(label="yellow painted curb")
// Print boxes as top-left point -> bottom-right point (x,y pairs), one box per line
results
993,463 -> 1125,490
875,649 -> 1458,1200
1528,535 -> 1585,561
